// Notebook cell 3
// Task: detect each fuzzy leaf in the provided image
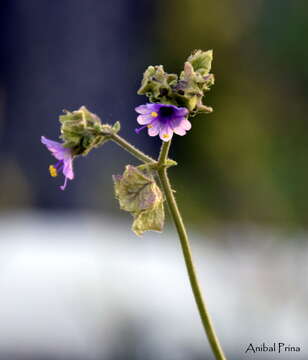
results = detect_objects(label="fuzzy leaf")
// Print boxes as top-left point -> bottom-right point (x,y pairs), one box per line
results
59,106 -> 118,155
113,165 -> 165,236
132,201 -> 164,236
187,50 -> 213,75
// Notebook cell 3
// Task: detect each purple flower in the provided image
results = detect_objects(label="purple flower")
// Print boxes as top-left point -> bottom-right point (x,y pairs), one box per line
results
41,136 -> 74,190
135,103 -> 191,142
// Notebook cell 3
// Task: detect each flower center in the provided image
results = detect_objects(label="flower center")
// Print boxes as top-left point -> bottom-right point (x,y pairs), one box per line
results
159,106 -> 174,119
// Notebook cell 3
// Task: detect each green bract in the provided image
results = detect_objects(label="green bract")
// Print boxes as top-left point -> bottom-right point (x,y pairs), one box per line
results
186,49 -> 213,74
59,106 -> 120,155
137,65 -> 178,104
137,49 -> 214,116
113,165 -> 164,236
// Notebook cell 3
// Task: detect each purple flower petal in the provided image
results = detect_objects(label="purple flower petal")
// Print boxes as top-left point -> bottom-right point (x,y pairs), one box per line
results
159,124 -> 173,142
63,158 -> 74,180
172,118 -> 192,136
147,121 -> 160,137
148,103 -> 163,113
170,116 -> 186,128
173,126 -> 186,136
41,136 -> 71,161
135,104 -> 152,114
182,119 -> 192,130
136,114 -> 153,125
135,103 -> 191,141
176,107 -> 189,117
41,136 -> 75,190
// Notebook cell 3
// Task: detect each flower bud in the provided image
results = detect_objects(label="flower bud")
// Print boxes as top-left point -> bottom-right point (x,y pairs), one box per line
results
137,65 -> 178,104
59,106 -> 120,156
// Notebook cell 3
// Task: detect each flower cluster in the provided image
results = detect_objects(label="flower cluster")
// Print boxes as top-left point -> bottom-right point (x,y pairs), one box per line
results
134,49 -> 214,142
41,50 -> 215,216
137,49 -> 214,115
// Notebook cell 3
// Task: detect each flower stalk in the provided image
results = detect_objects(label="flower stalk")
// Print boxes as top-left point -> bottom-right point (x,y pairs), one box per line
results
157,141 -> 226,360
109,132 -> 156,164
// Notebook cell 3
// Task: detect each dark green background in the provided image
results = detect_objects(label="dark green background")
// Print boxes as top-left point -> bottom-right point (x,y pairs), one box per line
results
158,0 -> 308,228
1,0 -> 308,229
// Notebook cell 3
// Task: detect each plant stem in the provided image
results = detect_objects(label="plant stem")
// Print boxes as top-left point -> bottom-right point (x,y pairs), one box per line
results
157,141 -> 226,360
158,139 -> 171,168
109,133 -> 226,359
110,133 -> 156,164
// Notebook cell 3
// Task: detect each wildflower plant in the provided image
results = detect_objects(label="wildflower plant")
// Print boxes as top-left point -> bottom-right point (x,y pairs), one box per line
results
41,50 -> 226,360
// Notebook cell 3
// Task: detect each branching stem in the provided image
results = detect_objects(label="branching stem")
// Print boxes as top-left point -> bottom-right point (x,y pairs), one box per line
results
110,133 -> 156,164
110,135 -> 227,360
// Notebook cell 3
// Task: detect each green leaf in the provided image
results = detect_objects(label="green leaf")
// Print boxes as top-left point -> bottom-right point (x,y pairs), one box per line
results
132,201 -> 164,236
187,50 -> 213,75
112,121 -> 121,133
113,165 -> 165,236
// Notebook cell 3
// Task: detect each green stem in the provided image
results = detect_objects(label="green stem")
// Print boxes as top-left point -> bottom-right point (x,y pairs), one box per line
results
110,133 -> 156,164
157,141 -> 226,360
109,133 -> 226,359
158,139 -> 171,168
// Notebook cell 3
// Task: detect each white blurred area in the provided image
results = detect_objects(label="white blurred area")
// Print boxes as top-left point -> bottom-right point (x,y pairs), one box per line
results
0,211 -> 307,360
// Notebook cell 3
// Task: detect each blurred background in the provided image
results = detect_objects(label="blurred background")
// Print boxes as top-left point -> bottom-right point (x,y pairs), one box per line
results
0,0 -> 308,359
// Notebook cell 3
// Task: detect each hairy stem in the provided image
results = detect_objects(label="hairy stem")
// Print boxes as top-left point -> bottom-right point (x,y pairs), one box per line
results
108,133 -> 226,359
110,133 -> 156,164
158,139 -> 171,168
157,141 -> 226,360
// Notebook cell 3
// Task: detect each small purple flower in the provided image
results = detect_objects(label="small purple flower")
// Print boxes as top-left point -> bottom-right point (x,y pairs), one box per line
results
41,136 -> 74,190
135,103 -> 191,142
